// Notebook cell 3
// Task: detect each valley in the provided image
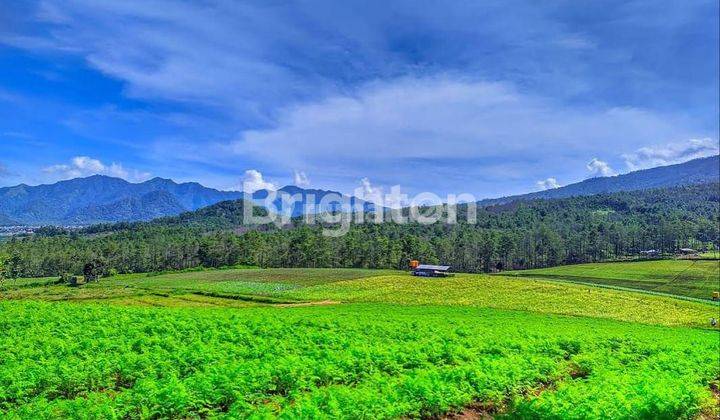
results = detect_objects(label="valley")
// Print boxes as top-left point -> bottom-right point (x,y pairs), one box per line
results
2,4 -> 718,418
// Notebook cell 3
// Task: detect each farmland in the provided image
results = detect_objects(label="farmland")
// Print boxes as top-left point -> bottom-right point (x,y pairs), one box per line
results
1,267 -> 719,418
504,259 -> 720,300
699,250 -> 720,259
3,268 -> 717,328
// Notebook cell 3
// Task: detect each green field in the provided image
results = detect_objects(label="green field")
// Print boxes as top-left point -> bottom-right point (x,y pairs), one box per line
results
1,267 -> 719,418
505,259 -> 720,300
699,250 -> 720,259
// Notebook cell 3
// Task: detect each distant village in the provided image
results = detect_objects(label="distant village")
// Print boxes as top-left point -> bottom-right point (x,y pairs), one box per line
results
0,226 -> 81,237
0,226 -> 36,237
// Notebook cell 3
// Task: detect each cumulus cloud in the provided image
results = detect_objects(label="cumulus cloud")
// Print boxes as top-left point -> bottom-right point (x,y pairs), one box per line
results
622,138 -> 719,171
241,169 -> 276,193
293,170 -> 310,187
586,158 -> 615,177
42,156 -> 151,182
232,76 -> 699,193
536,177 -> 561,190
359,178 -> 375,195
355,177 -> 385,204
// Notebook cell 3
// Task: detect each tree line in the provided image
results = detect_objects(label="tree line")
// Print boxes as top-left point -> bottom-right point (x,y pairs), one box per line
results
1,183 -> 718,278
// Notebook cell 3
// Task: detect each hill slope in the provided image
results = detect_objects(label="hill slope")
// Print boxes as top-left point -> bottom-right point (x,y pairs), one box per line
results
478,155 -> 719,206
1,155 -> 716,225
252,185 -> 375,218
0,213 -> 18,226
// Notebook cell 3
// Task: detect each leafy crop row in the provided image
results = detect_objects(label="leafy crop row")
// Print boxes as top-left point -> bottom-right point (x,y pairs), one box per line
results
0,301 -> 717,418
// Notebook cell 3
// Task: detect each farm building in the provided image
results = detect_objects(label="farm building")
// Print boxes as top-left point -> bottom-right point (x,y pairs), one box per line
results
678,248 -> 697,255
639,250 -> 659,257
412,264 -> 452,277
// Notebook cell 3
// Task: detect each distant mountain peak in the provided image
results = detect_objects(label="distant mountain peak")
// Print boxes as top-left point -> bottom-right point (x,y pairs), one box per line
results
277,185 -> 343,196
143,176 -> 177,185
0,175 -> 244,225
0,155 -> 716,226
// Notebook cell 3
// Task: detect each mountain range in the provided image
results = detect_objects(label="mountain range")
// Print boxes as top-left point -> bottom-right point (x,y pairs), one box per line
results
0,155 -> 717,226
0,176 -> 242,226
0,176 -> 371,226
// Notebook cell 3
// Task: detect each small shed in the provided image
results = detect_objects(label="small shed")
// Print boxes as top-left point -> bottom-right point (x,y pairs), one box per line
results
412,264 -> 452,277
678,248 -> 697,255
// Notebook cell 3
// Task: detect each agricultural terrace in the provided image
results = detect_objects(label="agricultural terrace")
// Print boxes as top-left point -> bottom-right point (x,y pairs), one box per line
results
1,266 -> 719,418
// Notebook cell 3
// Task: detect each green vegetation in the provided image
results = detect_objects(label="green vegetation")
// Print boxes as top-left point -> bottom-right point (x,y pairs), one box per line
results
0,268 -> 390,303
1,301 -> 717,419
506,259 -> 720,300
2,183 -> 718,278
1,183 -> 718,418
2,267 -> 720,418
698,250 -> 720,259
3,268 -> 716,328
283,274 -> 719,328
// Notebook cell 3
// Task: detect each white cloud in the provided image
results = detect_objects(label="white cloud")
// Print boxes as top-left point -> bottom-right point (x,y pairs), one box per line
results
7,0 -> 709,123
232,76 -> 700,194
586,158 -> 615,177
622,138 -> 719,171
8,1 -> 328,116
241,169 -> 277,193
536,177 -> 561,190
360,177 -> 375,195
5,4 -> 713,197
354,177 -> 385,204
293,170 -> 310,187
42,156 -> 151,182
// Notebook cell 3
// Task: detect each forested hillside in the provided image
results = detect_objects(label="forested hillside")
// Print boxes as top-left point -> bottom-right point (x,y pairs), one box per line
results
477,155 -> 719,206
2,156 -> 717,227
2,183 -> 717,278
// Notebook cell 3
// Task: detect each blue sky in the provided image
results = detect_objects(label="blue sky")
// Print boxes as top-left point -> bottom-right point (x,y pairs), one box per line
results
0,0 -> 718,198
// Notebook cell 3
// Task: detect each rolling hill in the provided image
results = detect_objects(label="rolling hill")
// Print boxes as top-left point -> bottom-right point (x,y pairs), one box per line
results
1,155 -> 716,226
251,185 -> 375,218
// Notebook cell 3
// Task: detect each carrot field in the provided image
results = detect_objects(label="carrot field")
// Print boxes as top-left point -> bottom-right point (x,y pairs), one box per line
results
1,267 -> 719,418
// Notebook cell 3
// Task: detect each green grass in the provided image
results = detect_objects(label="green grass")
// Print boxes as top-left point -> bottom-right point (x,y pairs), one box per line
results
1,301 -> 717,419
698,250 -> 720,259
129,267 -> 394,287
0,276 -> 59,288
0,268 -> 395,304
2,267 -> 719,418
279,274 -> 719,328
504,259 -> 720,300
2,268 -> 716,328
